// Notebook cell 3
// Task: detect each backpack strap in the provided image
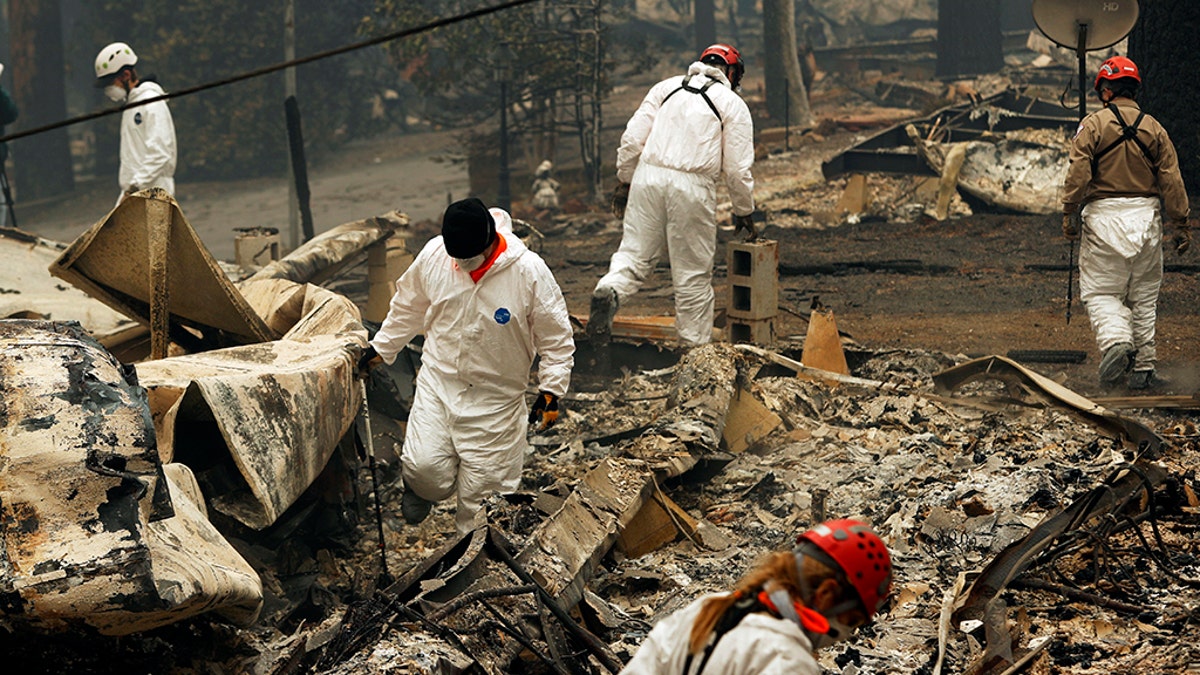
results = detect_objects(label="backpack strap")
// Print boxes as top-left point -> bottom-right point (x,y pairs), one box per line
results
681,595 -> 763,674
661,75 -> 723,125
1092,104 -> 1158,176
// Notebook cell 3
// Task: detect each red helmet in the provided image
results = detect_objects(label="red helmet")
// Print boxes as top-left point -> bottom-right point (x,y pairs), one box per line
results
1095,56 -> 1140,91
700,43 -> 744,88
796,519 -> 893,619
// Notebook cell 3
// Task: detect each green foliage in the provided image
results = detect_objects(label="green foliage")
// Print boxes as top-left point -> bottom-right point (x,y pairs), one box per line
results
74,0 -> 383,180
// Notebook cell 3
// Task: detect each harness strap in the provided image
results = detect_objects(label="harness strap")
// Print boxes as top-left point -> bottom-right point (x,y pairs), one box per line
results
1092,105 -> 1158,176
681,595 -> 762,674
662,75 -> 723,125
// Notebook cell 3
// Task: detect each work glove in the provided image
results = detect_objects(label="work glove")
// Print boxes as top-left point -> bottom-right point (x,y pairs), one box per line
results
357,345 -> 383,379
733,213 -> 758,242
1173,221 -> 1191,255
528,391 -> 561,431
1062,212 -> 1081,241
610,182 -> 630,219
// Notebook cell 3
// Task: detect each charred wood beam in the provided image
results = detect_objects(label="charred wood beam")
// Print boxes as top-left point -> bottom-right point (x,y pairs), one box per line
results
1029,262 -> 1200,274
490,528 -> 624,674
779,259 -> 955,276
476,602 -> 571,675
1004,349 -> 1087,364
822,149 -> 936,178
424,583 -> 538,622
1011,578 -> 1144,614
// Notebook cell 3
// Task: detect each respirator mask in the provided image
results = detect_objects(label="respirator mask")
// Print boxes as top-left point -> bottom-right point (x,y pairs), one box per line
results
455,253 -> 487,272
104,85 -> 127,103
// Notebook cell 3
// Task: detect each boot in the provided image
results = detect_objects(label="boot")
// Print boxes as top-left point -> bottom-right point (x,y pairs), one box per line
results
1098,342 -> 1134,385
401,485 -> 434,525
586,287 -> 618,344
1128,369 -> 1166,391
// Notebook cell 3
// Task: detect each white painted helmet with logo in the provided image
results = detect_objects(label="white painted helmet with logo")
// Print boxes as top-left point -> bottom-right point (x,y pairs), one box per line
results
94,42 -> 138,80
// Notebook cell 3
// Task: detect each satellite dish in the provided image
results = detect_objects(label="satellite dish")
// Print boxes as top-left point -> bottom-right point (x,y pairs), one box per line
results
1032,0 -> 1139,50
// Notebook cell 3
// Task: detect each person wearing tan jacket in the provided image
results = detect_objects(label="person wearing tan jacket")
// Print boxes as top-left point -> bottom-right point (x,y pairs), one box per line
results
1061,56 -> 1190,390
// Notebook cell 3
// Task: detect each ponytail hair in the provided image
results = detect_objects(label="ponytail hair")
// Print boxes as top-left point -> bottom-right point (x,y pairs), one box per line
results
686,550 -> 852,654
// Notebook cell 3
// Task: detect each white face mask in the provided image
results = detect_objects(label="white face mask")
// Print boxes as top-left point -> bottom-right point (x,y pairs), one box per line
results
104,85 -> 127,103
455,254 -> 486,272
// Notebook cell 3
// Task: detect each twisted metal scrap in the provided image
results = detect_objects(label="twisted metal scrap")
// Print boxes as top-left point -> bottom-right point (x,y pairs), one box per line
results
952,461 -> 1172,630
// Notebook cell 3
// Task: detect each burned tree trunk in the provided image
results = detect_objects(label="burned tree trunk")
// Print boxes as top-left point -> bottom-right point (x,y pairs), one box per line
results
762,0 -> 813,129
1130,0 -> 1200,197
694,0 -> 717,53
9,0 -> 75,201
936,0 -> 1003,78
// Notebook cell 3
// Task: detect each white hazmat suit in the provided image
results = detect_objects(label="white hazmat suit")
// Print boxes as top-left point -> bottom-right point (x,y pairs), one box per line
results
119,80 -> 177,199
1079,196 -> 1162,371
596,61 -> 755,345
619,593 -> 820,675
370,208 -> 574,534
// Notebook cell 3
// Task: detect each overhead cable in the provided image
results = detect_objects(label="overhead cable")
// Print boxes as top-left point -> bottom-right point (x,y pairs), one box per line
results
0,0 -> 539,145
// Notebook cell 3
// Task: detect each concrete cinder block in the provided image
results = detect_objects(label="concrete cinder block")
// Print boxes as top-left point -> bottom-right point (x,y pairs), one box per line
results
727,317 -> 775,345
727,239 -> 778,321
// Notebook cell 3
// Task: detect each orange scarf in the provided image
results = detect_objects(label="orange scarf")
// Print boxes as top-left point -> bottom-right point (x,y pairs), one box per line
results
469,234 -> 507,283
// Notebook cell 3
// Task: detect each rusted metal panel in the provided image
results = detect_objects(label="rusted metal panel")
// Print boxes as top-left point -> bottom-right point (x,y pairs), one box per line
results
136,283 -> 367,530
0,320 -> 262,635
47,189 -> 277,346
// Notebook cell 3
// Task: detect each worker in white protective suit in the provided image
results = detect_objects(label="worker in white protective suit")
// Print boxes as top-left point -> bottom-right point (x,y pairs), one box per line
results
93,42 -> 177,204
588,43 -> 757,347
620,519 -> 893,675
359,197 -> 575,535
1062,56 -> 1190,390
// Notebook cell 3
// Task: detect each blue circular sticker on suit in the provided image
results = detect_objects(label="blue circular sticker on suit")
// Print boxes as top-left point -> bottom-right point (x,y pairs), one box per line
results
494,308 -> 511,325
134,112 -> 143,125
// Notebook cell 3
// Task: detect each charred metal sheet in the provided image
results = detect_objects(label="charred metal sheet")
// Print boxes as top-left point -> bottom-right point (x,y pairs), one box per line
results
48,189 -> 277,347
246,211 -> 408,286
932,355 -> 1163,452
0,320 -> 261,635
135,283 -> 367,529
822,90 -> 1076,182
951,461 -> 1167,629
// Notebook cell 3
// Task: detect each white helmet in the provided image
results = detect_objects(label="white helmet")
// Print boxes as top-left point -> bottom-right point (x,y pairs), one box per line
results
94,42 -> 137,80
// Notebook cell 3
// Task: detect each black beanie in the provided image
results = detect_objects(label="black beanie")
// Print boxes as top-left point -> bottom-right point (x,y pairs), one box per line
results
442,197 -> 496,258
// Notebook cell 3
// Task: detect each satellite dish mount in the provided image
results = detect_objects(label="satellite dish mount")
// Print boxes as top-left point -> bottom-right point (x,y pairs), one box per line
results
1032,0 -> 1140,122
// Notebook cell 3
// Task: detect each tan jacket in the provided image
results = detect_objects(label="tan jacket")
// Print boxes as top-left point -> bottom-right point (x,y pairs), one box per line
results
1062,97 -> 1189,223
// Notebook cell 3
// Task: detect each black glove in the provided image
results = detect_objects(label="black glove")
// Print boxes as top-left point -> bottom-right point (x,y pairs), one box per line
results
357,345 -> 383,379
734,213 -> 758,242
528,391 -> 561,431
1062,212 -> 1081,241
611,182 -> 631,219
1174,222 -> 1191,255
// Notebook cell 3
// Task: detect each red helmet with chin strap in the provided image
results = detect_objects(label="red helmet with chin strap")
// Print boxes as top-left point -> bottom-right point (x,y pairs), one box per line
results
1095,56 -> 1140,91
796,519 -> 893,619
700,43 -> 744,88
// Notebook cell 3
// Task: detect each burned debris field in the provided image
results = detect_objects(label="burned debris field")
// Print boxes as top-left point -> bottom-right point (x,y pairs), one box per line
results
5,4 -> 1200,675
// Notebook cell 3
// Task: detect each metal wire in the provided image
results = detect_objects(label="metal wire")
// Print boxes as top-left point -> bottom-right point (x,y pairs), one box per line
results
0,0 -> 541,145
